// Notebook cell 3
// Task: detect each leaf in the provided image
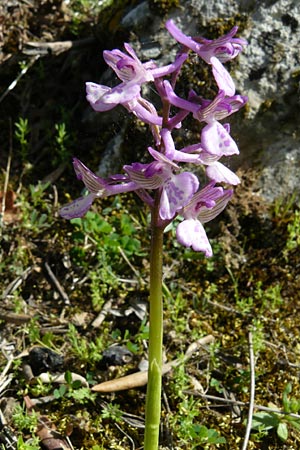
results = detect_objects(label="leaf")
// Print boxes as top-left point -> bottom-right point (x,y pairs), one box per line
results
282,382 -> 292,411
277,422 -> 288,441
64,370 -> 73,385
251,412 -> 279,430
71,379 -> 83,389
289,418 -> 300,431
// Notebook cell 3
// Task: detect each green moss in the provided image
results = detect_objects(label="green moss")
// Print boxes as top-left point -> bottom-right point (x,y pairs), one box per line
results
149,0 -> 180,15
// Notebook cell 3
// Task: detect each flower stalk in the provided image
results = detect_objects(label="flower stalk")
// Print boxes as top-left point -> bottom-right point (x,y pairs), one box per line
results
144,194 -> 164,449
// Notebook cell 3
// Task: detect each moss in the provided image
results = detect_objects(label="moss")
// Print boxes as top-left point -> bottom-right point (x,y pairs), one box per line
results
149,0 -> 180,15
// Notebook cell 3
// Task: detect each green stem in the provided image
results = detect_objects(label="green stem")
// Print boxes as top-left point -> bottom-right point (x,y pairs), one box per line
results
144,201 -> 164,450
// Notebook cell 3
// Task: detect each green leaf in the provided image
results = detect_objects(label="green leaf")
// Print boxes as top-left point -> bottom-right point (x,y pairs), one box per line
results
64,370 -> 72,385
277,422 -> 288,441
53,384 -> 67,399
251,412 -> 279,430
282,382 -> 292,411
289,419 -> 300,431
72,379 -> 83,389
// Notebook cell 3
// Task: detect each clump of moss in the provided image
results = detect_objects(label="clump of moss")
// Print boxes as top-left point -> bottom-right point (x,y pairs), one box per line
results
149,0 -> 180,15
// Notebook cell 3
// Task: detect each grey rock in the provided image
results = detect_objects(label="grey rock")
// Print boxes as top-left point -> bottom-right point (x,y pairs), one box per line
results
92,0 -> 300,202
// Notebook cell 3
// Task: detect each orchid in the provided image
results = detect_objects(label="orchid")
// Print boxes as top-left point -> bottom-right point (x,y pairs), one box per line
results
163,82 -> 247,157
86,42 -> 187,123
176,184 -> 233,256
59,20 -> 247,450
165,20 -> 247,64
165,20 -> 247,95
86,82 -> 163,125
124,147 -> 199,221
60,158 -> 138,219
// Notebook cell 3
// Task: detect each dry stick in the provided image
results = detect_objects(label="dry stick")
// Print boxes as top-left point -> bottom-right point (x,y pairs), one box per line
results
92,299 -> 113,328
185,391 -> 300,420
2,266 -> 34,300
44,262 -> 70,305
92,335 -> 214,392
0,118 -> 13,235
118,245 -> 145,285
241,331 -> 255,450
23,37 -> 96,56
0,55 -> 40,105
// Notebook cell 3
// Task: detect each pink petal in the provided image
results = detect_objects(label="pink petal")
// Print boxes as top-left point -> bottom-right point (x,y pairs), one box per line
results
176,219 -> 212,256
201,122 -> 239,156
73,158 -> 106,193
59,194 -> 95,219
159,172 -> 199,220
206,161 -> 240,185
211,57 -> 235,96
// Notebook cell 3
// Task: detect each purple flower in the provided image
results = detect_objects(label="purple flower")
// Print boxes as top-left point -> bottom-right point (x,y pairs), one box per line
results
176,184 -> 233,256
103,43 -> 156,85
201,121 -> 239,156
86,83 -> 162,125
124,148 -> 199,221
103,43 -> 188,83
165,20 -> 247,64
60,21 -> 245,261
159,127 -> 239,185
86,82 -> 140,112
197,152 -> 240,185
164,83 -> 247,121
163,83 -> 247,157
86,43 -> 188,125
59,158 -> 137,219
210,56 -> 235,96
194,26 -> 247,64
165,20 -> 247,95
160,128 -> 203,163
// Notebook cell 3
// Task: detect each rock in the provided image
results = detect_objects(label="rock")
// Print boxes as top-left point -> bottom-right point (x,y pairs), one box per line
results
89,0 -> 299,202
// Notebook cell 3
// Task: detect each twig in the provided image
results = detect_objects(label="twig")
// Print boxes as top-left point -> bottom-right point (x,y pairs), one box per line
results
0,55 -> 40,104
184,392 -> 300,420
115,422 -> 136,450
0,119 -> 13,234
23,37 -> 96,56
2,266 -> 34,299
118,245 -> 145,285
92,299 -> 113,328
0,311 -> 33,324
92,335 -> 214,392
44,262 -> 70,305
241,331 -> 255,450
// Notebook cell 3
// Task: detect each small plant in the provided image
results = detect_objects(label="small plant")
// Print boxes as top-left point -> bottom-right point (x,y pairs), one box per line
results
284,209 -> 300,257
67,323 -> 105,365
54,122 -> 71,164
15,117 -> 30,162
100,402 -> 123,423
16,436 -> 40,450
12,404 -> 39,433
53,370 -> 97,404
169,395 -> 226,448
251,383 -> 300,442
19,182 -> 52,233
70,207 -> 144,309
